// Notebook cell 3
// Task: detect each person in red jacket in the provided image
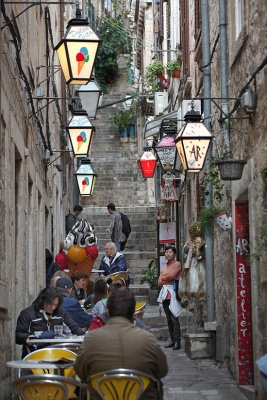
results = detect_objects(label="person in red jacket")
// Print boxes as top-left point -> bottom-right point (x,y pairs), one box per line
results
55,241 -> 67,270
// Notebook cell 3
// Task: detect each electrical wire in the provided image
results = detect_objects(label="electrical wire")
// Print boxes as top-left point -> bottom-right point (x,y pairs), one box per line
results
0,0 -> 48,151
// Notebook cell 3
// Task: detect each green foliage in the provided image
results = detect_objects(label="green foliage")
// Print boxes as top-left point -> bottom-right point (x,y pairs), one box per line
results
145,61 -> 164,92
95,16 -> 131,92
199,206 -> 227,230
166,60 -> 181,75
110,108 -> 135,130
141,258 -> 158,290
200,159 -> 224,203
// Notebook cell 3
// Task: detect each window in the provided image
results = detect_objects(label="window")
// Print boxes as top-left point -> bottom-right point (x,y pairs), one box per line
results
235,0 -> 243,40
229,0 -> 247,65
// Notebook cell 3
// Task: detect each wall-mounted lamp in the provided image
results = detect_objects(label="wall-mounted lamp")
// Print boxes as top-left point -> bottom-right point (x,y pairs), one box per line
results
76,81 -> 102,119
154,134 -> 177,171
75,159 -> 97,196
175,105 -> 213,172
55,8 -> 100,85
137,147 -> 157,178
66,109 -> 95,157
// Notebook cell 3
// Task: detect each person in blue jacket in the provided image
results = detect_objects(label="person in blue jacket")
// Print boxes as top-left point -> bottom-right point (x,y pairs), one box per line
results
56,278 -> 93,330
99,242 -> 127,276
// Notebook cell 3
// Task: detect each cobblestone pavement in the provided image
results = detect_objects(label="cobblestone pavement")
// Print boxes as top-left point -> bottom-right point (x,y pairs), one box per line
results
161,344 -> 247,400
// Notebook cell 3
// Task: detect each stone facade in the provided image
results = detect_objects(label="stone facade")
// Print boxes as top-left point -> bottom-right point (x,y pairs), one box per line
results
130,0 -> 267,397
0,3 -> 75,396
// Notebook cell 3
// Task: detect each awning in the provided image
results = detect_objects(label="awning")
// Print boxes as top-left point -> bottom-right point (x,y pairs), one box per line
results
144,110 -> 178,138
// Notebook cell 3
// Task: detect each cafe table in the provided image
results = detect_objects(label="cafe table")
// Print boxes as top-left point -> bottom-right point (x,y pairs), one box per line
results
6,359 -> 75,376
27,336 -> 85,345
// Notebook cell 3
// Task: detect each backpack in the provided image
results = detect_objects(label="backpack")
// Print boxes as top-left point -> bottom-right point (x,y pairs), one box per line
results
120,212 -> 131,239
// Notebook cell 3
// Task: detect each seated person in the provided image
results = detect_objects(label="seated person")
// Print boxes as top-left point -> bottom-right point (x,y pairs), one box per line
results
84,278 -> 108,310
15,287 -> 83,358
99,242 -> 126,277
56,278 -> 93,330
50,270 -> 70,288
54,241 -> 67,270
71,272 -> 89,302
74,287 -> 168,399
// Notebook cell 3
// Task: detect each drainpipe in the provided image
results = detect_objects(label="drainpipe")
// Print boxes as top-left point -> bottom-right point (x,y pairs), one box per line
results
218,0 -> 230,152
201,0 -> 215,321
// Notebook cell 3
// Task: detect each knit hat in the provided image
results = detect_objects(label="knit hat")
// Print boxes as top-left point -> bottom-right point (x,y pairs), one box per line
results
56,278 -> 73,289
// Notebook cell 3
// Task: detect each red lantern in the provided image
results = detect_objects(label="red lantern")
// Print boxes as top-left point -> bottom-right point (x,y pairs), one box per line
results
137,149 -> 157,178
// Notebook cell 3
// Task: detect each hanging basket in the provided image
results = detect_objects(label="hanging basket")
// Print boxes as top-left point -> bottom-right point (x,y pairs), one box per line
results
216,160 -> 246,181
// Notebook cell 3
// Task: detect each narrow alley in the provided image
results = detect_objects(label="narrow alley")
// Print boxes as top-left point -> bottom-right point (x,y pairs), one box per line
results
162,345 -> 247,400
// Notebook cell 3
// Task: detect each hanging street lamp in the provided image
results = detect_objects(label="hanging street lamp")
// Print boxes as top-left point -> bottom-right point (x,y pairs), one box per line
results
137,147 -> 157,178
67,110 -> 95,157
175,106 -> 213,172
154,134 -> 177,171
55,8 -> 100,85
75,159 -> 97,196
76,80 -> 102,119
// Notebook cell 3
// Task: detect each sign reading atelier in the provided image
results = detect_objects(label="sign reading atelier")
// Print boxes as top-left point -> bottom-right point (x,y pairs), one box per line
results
235,203 -> 253,385
175,122 -> 212,172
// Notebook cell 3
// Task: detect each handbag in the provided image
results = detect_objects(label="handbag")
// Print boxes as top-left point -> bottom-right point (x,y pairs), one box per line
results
173,280 -> 181,302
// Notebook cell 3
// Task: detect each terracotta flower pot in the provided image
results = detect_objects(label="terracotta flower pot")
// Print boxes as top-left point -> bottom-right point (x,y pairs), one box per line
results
172,68 -> 181,78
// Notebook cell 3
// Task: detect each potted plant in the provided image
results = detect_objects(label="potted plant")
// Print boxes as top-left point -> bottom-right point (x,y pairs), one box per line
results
199,206 -> 231,230
166,60 -> 181,78
110,109 -> 132,138
141,258 -> 159,305
145,61 -> 165,92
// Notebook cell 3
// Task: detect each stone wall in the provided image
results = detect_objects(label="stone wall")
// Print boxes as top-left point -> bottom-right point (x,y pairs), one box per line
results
0,3 -> 73,396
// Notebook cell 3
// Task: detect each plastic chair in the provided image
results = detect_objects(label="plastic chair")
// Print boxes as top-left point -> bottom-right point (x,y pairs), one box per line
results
14,374 -> 88,400
109,271 -> 128,282
134,301 -> 146,320
89,368 -> 157,400
47,343 -> 81,354
22,348 -> 76,378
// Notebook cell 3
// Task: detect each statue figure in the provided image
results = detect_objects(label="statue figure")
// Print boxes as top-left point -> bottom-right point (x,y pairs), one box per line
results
178,222 -> 206,301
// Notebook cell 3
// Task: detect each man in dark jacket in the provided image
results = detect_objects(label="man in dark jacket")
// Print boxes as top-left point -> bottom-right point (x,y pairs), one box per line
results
74,287 -> 168,400
56,278 -> 93,330
15,287 -> 84,358
65,204 -> 83,235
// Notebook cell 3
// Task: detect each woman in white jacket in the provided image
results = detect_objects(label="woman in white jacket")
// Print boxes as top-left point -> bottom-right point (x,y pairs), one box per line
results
157,245 -> 182,350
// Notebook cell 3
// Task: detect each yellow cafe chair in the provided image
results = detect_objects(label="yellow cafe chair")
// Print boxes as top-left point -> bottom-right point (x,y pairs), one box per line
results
89,368 -> 158,400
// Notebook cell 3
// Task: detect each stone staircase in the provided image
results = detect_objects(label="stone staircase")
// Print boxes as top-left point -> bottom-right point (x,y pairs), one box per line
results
80,55 -> 187,339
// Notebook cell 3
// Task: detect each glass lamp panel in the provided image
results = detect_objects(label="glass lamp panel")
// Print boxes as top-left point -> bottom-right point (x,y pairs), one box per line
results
76,174 -> 95,195
176,141 -> 187,170
179,122 -> 213,138
183,139 -> 211,170
76,163 -> 96,196
155,135 -> 177,171
68,127 -> 93,157
78,81 -> 101,119
139,151 -> 157,177
69,114 -> 92,127
56,42 -> 70,81
66,41 -> 99,83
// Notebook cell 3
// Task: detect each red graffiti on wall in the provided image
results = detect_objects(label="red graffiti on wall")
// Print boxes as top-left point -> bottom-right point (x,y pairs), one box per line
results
235,203 -> 253,385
